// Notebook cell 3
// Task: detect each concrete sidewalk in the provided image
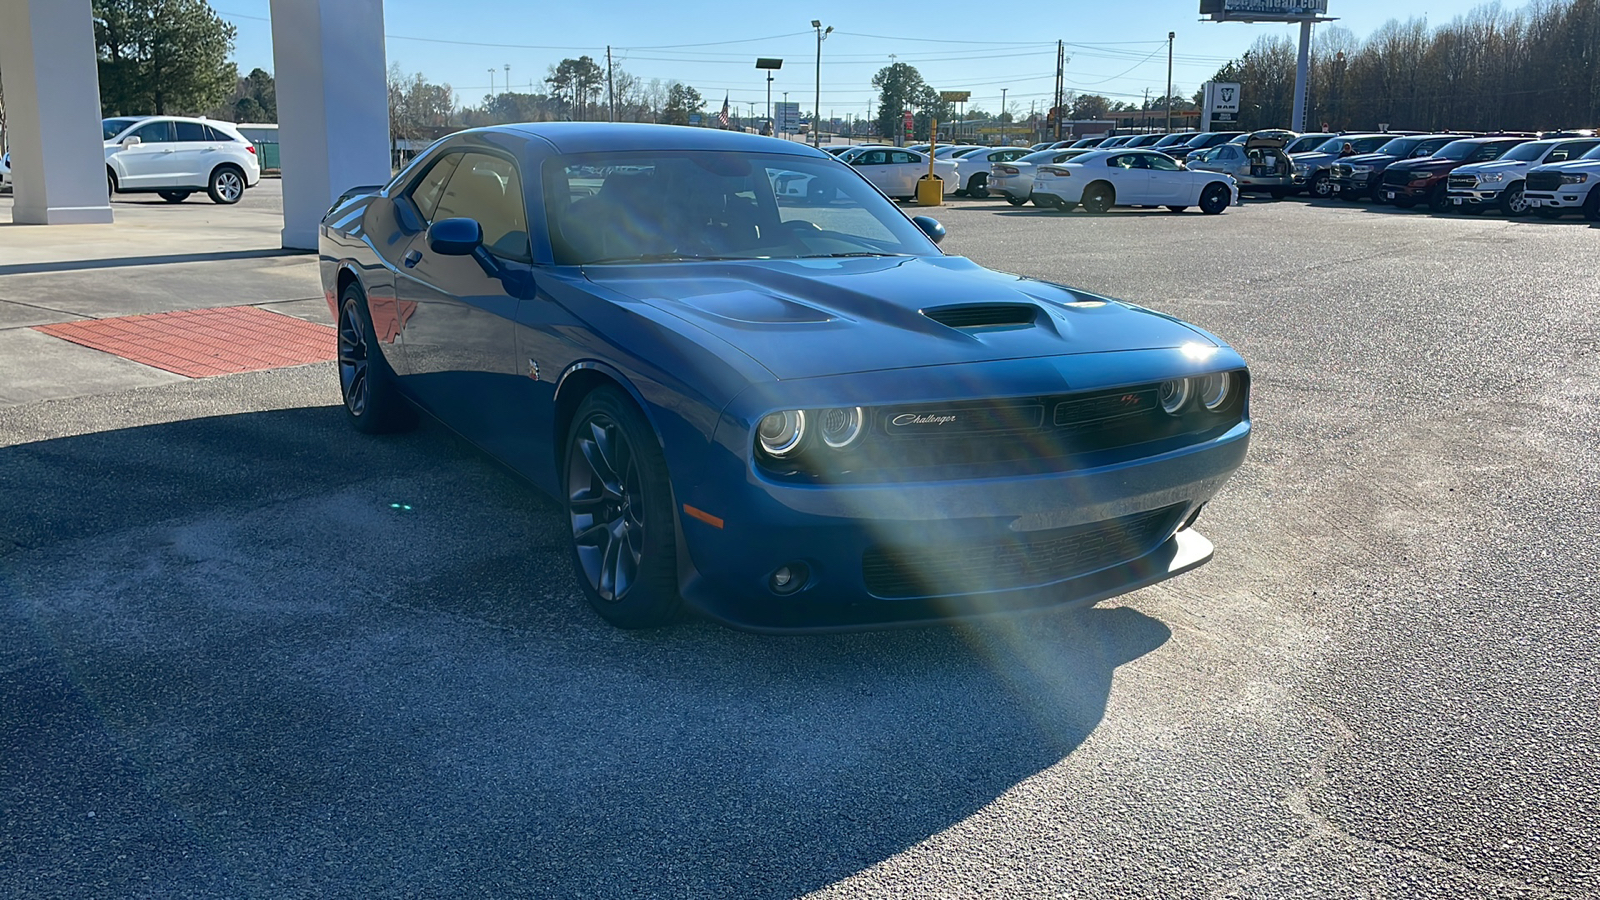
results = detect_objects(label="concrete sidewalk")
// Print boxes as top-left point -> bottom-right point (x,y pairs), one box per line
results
0,180 -> 329,406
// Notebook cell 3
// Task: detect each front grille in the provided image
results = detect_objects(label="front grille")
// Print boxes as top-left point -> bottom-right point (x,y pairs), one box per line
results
862,505 -> 1182,599
923,304 -> 1038,329
1382,168 -> 1413,186
1331,164 -> 1352,179
1525,171 -> 1564,191
1448,174 -> 1478,190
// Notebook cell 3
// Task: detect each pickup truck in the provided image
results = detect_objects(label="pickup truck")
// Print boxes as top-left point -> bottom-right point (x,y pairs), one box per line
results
1522,142 -> 1600,219
1377,137 -> 1533,212
1446,137 -> 1600,215
1329,134 -> 1467,201
1290,134 -> 1402,198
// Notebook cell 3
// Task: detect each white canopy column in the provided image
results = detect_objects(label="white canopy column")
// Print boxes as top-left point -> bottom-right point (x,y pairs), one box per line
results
270,0 -> 391,250
0,0 -> 114,225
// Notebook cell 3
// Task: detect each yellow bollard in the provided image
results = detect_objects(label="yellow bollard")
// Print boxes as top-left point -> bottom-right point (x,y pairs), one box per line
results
916,174 -> 944,206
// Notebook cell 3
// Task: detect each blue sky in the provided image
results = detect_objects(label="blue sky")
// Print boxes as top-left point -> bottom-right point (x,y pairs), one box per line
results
219,0 -> 1485,118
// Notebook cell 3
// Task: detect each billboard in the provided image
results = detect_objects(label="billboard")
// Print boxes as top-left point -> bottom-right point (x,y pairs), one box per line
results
1200,0 -> 1327,20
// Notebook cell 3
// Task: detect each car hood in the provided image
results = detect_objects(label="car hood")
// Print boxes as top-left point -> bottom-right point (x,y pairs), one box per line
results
1528,159 -> 1600,173
1388,158 -> 1458,173
1292,151 -> 1337,165
1455,159 -> 1530,175
1341,153 -> 1399,166
583,255 -> 1213,381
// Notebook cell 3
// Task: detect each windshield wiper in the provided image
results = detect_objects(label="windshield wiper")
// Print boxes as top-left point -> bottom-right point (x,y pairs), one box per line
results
583,253 -> 750,265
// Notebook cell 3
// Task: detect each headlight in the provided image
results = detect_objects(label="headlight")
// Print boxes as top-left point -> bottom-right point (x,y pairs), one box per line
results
1196,372 -> 1233,411
757,410 -> 806,457
1294,164 -> 1309,174
1351,165 -> 1371,173
1478,173 -> 1504,183
1158,378 -> 1191,414
1411,174 -> 1431,183
1559,173 -> 1589,184
818,406 -> 864,449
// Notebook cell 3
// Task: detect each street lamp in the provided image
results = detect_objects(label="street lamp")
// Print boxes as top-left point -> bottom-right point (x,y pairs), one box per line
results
488,68 -> 496,98
757,58 -> 783,137
1000,87 -> 1008,146
1165,32 -> 1174,134
811,20 -> 832,148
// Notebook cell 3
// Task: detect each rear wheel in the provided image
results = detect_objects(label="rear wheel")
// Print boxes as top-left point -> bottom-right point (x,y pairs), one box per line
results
159,190 -> 191,203
337,284 -> 417,434
564,387 -> 682,628
1199,183 -> 1230,215
1309,172 -> 1332,198
1499,183 -> 1529,217
966,173 -> 989,199
1081,183 -> 1114,214
106,170 -> 117,197
208,166 -> 245,204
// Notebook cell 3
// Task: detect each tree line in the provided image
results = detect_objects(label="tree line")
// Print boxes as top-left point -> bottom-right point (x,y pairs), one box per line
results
1210,0 -> 1600,132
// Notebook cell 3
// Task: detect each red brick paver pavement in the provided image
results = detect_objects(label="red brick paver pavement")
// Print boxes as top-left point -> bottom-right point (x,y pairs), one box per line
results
34,306 -> 336,378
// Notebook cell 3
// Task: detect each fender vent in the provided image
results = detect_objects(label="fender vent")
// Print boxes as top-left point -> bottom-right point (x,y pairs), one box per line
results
923,304 -> 1038,329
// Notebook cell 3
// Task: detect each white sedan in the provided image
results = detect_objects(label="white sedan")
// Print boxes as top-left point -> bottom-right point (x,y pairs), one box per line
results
942,146 -> 1034,197
844,147 -> 959,198
989,148 -> 1094,206
1031,149 -> 1238,214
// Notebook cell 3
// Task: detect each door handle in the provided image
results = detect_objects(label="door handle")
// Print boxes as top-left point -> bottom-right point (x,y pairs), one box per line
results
403,249 -> 422,268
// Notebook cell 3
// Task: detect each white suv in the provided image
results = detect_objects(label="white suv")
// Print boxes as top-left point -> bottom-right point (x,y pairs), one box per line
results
103,116 -> 262,204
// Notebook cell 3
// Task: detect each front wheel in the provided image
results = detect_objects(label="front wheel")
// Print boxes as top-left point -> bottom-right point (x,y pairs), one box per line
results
1199,183 -> 1230,215
337,285 -> 417,434
1427,184 -> 1451,214
208,167 -> 245,204
565,387 -> 682,628
1499,183 -> 1529,217
1081,183 -> 1114,214
1310,172 -> 1333,198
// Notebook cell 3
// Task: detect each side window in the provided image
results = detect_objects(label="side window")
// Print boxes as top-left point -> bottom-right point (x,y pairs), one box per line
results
408,154 -> 462,222
1549,142 -> 1595,163
130,120 -> 173,143
174,121 -> 209,142
860,150 -> 888,165
202,125 -> 228,142
433,152 -> 530,262
1475,143 -> 1510,161
1148,155 -> 1180,171
889,150 -> 916,164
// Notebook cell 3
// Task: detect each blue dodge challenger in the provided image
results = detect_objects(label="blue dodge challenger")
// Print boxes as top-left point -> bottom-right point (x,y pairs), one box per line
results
320,123 -> 1250,632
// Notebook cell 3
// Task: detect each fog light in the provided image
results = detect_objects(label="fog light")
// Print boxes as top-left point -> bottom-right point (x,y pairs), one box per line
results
770,563 -> 809,595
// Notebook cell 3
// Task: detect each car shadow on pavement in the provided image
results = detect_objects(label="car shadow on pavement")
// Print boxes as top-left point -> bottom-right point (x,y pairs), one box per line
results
1,405 -> 1171,899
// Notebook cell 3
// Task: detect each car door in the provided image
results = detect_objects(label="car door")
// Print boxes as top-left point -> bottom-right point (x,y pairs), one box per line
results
1105,153 -> 1151,204
1145,153 -> 1189,204
114,120 -> 176,188
852,149 -> 893,194
169,120 -> 216,187
394,150 -> 535,454
889,150 -> 921,195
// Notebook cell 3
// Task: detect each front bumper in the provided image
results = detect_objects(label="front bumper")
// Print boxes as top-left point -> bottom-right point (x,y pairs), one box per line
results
1446,187 -> 1501,207
672,351 -> 1251,632
1378,182 -> 1432,202
1330,174 -> 1377,195
1524,190 -> 1588,209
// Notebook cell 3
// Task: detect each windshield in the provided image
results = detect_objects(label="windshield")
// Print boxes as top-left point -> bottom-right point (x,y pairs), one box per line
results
543,151 -> 940,265
1582,144 -> 1600,160
1500,141 -> 1556,162
102,118 -> 142,141
1374,138 -> 1420,157
1433,140 -> 1477,160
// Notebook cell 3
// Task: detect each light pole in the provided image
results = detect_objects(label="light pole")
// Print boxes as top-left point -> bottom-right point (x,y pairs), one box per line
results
505,64 -> 511,96
1165,32 -> 1174,134
488,68 -> 496,98
757,58 -> 783,137
811,20 -> 832,147
1000,87 -> 1008,146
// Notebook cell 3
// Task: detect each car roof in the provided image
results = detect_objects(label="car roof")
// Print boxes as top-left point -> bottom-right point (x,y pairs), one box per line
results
500,122 -> 830,158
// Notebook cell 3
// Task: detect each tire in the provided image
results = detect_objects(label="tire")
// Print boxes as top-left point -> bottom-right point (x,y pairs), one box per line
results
1270,188 -> 1289,200
564,386 -> 682,628
1499,183 -> 1529,217
1427,183 -> 1450,214
1081,183 -> 1114,214
159,190 -> 191,203
967,173 -> 989,199
336,284 -> 417,435
107,170 -> 118,197
1055,200 -> 1079,212
208,166 -> 245,204
1199,182 -> 1230,215
1310,172 -> 1332,198
1167,205 -> 1188,213
1005,195 -> 1028,207
1583,186 -> 1600,222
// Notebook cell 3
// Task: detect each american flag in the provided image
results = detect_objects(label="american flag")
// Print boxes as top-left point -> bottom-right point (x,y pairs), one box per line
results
717,93 -> 730,128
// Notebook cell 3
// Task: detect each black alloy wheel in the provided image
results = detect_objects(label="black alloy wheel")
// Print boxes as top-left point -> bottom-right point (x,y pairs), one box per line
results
1310,172 -> 1333,198
1499,183 -> 1529,217
1199,183 -> 1230,215
336,285 -> 416,434
1428,183 -> 1451,213
159,191 -> 191,203
565,387 -> 681,628
967,173 -> 990,199
208,166 -> 245,204
1081,183 -> 1114,214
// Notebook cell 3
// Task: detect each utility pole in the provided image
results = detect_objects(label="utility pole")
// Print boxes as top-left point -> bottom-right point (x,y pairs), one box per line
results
1166,32 -> 1175,134
1001,87 -> 1008,146
1054,40 -> 1065,141
812,20 -> 832,147
606,46 -> 616,122
504,64 -> 511,96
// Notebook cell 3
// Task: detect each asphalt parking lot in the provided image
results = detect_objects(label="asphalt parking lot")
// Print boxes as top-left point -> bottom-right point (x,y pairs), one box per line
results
3,181 -> 1597,898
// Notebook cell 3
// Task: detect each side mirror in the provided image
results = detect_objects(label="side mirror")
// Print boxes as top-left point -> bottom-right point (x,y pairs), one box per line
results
911,215 -> 945,245
427,217 -> 483,256
123,136 -> 142,147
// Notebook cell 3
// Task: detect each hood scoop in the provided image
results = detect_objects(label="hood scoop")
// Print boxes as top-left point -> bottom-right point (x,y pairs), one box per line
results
922,303 -> 1039,330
